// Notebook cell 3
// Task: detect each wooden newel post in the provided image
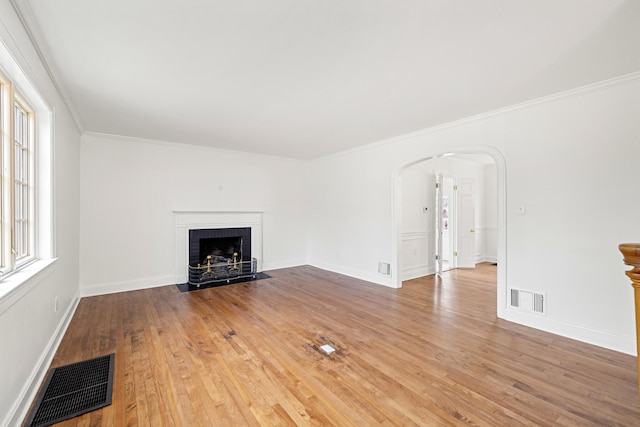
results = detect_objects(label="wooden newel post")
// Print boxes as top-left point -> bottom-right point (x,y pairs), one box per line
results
619,243 -> 640,391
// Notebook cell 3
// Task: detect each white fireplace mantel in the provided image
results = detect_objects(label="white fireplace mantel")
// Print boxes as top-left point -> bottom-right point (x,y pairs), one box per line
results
174,211 -> 263,284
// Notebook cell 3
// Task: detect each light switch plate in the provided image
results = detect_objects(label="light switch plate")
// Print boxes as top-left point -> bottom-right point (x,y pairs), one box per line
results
516,204 -> 526,215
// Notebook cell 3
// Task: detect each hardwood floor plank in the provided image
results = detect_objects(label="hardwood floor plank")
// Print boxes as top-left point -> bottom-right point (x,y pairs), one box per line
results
39,264 -> 640,426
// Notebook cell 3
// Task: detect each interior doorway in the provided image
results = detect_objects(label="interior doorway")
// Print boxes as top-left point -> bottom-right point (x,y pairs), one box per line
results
392,146 -> 506,318
398,153 -> 496,282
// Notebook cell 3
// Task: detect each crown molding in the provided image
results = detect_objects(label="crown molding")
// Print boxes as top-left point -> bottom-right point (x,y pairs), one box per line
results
317,71 -> 640,162
9,0 -> 84,133
83,131 -> 306,163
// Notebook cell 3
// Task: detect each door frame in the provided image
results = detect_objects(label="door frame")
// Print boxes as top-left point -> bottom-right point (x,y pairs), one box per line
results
435,173 -> 456,275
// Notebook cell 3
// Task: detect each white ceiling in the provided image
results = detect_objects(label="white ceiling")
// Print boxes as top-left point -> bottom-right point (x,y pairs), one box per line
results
15,0 -> 640,159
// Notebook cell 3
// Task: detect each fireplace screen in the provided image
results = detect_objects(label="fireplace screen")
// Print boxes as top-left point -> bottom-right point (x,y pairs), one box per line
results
188,227 -> 257,286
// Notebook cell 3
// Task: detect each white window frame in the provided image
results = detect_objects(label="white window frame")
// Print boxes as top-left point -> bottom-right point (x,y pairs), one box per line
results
0,68 -> 14,274
0,69 -> 37,274
0,44 -> 54,301
11,93 -> 36,269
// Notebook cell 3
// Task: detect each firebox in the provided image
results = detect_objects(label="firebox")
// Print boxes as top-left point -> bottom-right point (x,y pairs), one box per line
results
188,227 -> 257,286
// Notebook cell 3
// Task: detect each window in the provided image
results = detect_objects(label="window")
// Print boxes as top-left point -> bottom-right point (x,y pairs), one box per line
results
0,70 -> 37,275
0,39 -> 53,302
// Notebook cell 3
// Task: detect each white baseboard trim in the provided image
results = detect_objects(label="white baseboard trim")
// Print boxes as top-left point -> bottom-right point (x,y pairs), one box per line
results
80,259 -> 309,298
261,259 -> 307,272
5,294 -> 80,427
308,261 -> 397,288
502,308 -> 636,356
79,262 -> 313,297
80,275 -> 176,297
401,265 -> 434,281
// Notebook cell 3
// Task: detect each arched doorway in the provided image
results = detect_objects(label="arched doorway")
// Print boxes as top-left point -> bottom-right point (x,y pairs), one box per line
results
391,146 -> 507,318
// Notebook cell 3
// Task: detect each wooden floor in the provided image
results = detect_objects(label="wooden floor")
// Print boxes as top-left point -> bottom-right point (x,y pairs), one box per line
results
37,264 -> 639,426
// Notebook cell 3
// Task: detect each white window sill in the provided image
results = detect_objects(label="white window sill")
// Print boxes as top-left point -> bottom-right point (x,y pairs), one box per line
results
0,258 -> 58,315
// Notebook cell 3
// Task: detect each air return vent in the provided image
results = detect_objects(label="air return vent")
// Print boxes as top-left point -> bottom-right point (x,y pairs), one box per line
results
510,289 -> 519,307
533,293 -> 544,313
26,354 -> 115,426
509,289 -> 545,315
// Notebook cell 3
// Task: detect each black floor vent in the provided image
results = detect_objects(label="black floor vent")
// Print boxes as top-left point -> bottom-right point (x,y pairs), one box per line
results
26,353 -> 115,427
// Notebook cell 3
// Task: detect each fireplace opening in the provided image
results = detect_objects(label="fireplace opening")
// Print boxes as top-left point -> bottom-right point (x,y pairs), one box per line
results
188,227 -> 257,286
198,236 -> 242,265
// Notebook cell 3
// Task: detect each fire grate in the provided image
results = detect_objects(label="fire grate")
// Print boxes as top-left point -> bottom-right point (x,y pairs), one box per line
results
26,353 -> 115,427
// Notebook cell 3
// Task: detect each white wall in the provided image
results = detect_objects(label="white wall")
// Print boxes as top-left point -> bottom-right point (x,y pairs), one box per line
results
0,1 -> 81,425
79,134 -> 309,295
308,74 -> 640,355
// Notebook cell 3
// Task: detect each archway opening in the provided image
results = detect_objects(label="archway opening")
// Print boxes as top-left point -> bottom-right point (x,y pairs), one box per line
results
391,147 -> 507,318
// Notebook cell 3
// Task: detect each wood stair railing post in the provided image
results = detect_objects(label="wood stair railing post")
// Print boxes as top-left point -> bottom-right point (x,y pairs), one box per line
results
619,243 -> 640,391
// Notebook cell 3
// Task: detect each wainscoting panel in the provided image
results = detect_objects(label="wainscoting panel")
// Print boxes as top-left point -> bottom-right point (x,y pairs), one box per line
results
401,231 -> 434,281
402,227 -> 496,280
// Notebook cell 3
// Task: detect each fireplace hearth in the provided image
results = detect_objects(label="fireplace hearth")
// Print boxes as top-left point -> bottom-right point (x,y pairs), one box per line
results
188,227 -> 257,286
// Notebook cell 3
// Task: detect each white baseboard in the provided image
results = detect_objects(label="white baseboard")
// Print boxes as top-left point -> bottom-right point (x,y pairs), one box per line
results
79,262 -> 312,297
80,275 -> 176,297
5,294 -> 80,427
261,259 -> 307,272
308,261 -> 397,288
401,265 -> 434,281
502,308 -> 636,356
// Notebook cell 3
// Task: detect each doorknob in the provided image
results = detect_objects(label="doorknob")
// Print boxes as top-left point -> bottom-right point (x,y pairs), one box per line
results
470,228 -> 475,233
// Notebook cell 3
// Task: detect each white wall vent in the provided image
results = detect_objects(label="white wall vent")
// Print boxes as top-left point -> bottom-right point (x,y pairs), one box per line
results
509,289 -> 546,315
378,262 -> 391,275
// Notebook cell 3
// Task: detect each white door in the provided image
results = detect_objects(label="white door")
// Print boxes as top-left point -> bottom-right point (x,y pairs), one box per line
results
456,177 -> 476,268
